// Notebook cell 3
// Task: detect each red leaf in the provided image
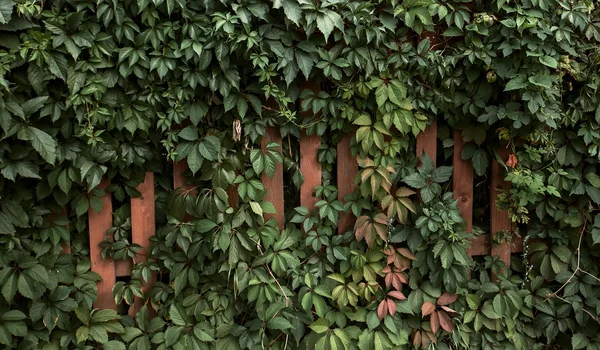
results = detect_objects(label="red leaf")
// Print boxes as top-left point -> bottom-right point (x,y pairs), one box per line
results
438,310 -> 453,332
430,310 -> 440,333
388,290 -> 406,300
421,301 -> 436,317
384,273 -> 393,288
387,298 -> 397,316
437,292 -> 458,306
440,305 -> 457,313
397,247 -> 416,260
377,299 -> 388,320
413,331 -> 422,348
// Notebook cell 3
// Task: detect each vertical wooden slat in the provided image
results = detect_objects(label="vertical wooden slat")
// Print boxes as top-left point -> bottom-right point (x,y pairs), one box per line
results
262,127 -> 285,230
129,172 -> 156,316
300,131 -> 321,213
173,160 -> 194,191
228,179 -> 239,208
58,208 -> 70,254
416,120 -> 437,165
89,179 -> 116,310
337,133 -> 358,234
491,146 -> 511,275
452,130 -> 478,256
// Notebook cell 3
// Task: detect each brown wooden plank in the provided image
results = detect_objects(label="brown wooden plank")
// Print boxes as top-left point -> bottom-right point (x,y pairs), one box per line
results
452,130 -> 476,256
300,131 -> 321,213
115,260 -> 133,277
262,127 -> 285,229
173,160 -> 194,191
129,172 -> 156,316
469,235 -> 489,256
228,178 -> 239,208
416,120 -> 437,166
337,133 -> 358,234
89,179 -> 116,310
491,146 -> 512,276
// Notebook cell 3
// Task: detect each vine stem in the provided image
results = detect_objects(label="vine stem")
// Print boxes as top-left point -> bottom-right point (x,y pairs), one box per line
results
544,214 -> 592,301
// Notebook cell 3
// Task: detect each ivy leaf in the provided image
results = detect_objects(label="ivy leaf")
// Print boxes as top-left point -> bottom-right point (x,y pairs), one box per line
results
309,318 -> 330,333
528,75 -> 553,89
539,56 -> 558,68
316,11 -> 343,41
267,317 -> 293,330
198,136 -> 221,161
0,0 -> 13,24
572,333 -> 589,350
273,0 -> 301,26
25,126 -> 57,165
103,341 -> 126,350
403,173 -> 426,188
504,75 -> 528,91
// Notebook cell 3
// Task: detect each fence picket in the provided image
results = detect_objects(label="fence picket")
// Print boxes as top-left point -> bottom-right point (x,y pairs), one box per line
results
491,147 -> 512,275
89,179 -> 116,310
262,127 -> 285,229
129,172 -> 156,316
416,120 -> 437,164
337,133 -> 357,234
452,130 -> 478,256
300,131 -> 321,213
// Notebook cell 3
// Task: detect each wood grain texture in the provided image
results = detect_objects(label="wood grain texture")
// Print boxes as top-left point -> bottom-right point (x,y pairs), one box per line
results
89,179 -> 116,310
300,131 -> 321,213
115,260 -> 133,277
416,120 -> 437,166
337,133 -> 358,234
452,130 -> 476,256
491,146 -> 512,275
129,172 -> 156,316
262,127 -> 285,230
173,160 -> 194,191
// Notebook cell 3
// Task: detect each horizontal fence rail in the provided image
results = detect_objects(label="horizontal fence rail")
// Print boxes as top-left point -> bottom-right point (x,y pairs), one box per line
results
85,123 -> 522,310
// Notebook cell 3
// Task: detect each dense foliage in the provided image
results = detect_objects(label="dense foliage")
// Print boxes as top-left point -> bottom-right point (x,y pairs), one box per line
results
1,0 -> 600,349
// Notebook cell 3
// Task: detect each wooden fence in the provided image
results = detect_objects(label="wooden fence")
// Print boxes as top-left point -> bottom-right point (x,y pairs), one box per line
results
83,123 -> 523,312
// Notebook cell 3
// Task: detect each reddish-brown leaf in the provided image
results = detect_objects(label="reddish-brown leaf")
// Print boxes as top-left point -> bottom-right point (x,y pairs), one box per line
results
425,331 -> 437,344
438,310 -> 453,332
421,301 -> 436,317
387,298 -> 397,316
397,247 -> 416,260
364,222 -> 374,246
430,310 -> 440,333
377,299 -> 388,320
413,331 -> 422,348
437,292 -> 458,306
440,305 -> 457,314
388,290 -> 406,300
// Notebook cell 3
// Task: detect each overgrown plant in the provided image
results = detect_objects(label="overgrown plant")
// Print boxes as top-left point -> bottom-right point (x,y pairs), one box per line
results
1,0 -> 600,349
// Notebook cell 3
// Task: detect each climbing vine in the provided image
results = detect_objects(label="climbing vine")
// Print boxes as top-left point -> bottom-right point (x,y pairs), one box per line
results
1,0 -> 600,349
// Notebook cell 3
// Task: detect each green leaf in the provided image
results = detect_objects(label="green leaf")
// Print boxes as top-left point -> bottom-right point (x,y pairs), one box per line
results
504,75 -> 528,91
0,0 -> 13,24
25,126 -> 57,165
273,0 -> 301,26
403,173 -> 426,188
539,56 -> 558,68
572,333 -> 589,350
309,318 -> 330,333
267,316 -> 293,330
103,341 -> 126,350
198,136 -> 221,161
528,75 -> 553,89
